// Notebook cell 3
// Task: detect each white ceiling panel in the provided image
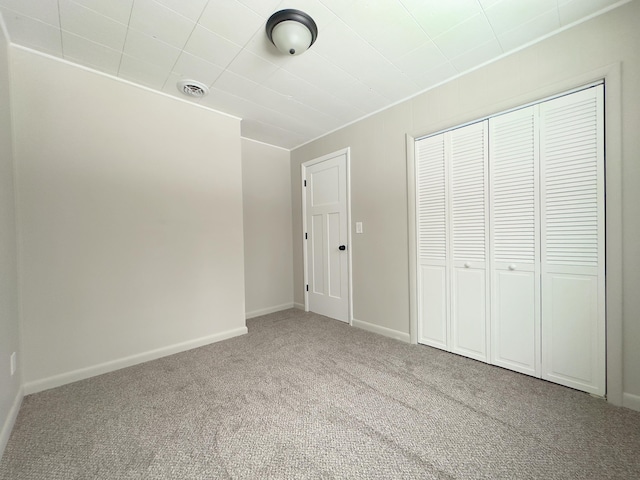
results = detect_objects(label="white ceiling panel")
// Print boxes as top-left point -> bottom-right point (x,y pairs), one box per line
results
69,0 -> 134,25
241,119 -> 308,149
59,0 -> 128,51
335,79 -> 391,113
392,40 -> 449,81
129,0 -> 195,49
411,61 -> 459,90
402,0 -> 483,39
263,68 -> 365,121
0,9 -> 62,55
450,37 -> 503,72
213,70 -> 259,99
0,0 -> 60,27
478,0 -> 505,9
313,20 -> 401,82
122,28 -> 181,71
182,25 -> 242,69
236,0 -> 282,18
172,52 -> 224,86
247,84 -> 337,129
153,0 -> 209,22
118,54 -> 168,89
558,0 -> 623,26
199,0 -> 264,46
225,49 -> 279,83
62,31 -> 121,74
0,0 -> 629,149
343,1 -> 430,61
498,9 -> 561,51
484,0 -> 557,35
433,13 -> 498,59
359,68 -> 419,103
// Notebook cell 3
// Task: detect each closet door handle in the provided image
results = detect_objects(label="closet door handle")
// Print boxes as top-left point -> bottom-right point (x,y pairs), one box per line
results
464,262 -> 471,268
508,264 -> 517,271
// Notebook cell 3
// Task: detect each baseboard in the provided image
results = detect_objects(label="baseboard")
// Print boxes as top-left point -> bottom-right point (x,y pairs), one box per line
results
293,302 -> 305,310
246,303 -> 294,319
0,386 -> 23,459
622,392 -> 640,412
352,318 -> 411,343
23,326 -> 248,395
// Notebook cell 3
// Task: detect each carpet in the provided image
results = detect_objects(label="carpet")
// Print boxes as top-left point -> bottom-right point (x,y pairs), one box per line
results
1,309 -> 639,479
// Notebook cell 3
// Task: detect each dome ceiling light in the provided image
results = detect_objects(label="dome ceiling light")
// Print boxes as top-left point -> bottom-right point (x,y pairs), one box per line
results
266,9 -> 318,56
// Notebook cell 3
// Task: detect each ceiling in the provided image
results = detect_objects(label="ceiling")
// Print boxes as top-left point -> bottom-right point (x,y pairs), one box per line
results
0,0 -> 627,150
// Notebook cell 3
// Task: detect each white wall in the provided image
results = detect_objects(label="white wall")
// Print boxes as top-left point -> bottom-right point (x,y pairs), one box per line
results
291,2 -> 640,409
241,138 -> 293,318
10,47 -> 247,392
0,16 -> 21,456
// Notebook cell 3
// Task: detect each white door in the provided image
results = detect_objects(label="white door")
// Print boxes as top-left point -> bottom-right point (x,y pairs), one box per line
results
303,151 -> 350,323
449,122 -> 490,362
540,85 -> 605,396
489,105 -> 541,377
416,133 -> 449,349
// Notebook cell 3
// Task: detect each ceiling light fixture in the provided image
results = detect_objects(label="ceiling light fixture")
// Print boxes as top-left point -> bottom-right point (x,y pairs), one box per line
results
266,9 -> 318,56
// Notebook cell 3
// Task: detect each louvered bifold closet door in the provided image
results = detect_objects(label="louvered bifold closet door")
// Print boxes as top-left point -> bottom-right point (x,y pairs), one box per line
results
489,106 -> 541,377
449,121 -> 490,362
416,133 -> 449,350
540,85 -> 605,396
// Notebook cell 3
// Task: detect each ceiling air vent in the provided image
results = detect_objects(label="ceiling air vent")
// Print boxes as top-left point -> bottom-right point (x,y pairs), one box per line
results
177,80 -> 209,98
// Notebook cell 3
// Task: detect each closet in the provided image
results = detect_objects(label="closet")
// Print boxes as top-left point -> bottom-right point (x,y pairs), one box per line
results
415,84 -> 605,396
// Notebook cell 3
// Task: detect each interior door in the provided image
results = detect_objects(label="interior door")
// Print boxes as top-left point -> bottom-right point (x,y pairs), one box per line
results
540,85 -> 605,396
304,151 -> 349,322
449,121 -> 490,362
416,133 -> 449,349
489,105 -> 541,377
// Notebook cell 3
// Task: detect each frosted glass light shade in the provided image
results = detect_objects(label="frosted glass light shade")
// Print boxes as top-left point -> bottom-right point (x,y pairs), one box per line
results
266,9 -> 318,56
272,20 -> 312,55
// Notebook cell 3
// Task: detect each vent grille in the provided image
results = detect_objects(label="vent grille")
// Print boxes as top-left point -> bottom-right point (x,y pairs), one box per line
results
177,80 -> 209,98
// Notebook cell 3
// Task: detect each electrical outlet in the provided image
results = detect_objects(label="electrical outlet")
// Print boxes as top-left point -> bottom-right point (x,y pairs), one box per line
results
10,352 -> 16,376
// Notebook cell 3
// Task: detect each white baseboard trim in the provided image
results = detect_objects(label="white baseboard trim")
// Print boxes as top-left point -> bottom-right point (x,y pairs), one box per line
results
0,386 -> 23,459
23,326 -> 248,395
246,303 -> 294,319
293,302 -> 305,310
622,392 -> 640,412
352,318 -> 411,343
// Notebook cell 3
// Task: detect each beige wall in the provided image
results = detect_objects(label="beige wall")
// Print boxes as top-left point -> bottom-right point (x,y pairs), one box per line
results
0,17 -> 21,454
11,47 -> 246,391
291,2 -> 640,407
241,138 -> 293,317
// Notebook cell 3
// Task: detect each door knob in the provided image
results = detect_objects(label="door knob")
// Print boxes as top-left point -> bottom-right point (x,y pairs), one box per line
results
464,262 -> 471,268
508,264 -> 517,270
339,245 -> 346,251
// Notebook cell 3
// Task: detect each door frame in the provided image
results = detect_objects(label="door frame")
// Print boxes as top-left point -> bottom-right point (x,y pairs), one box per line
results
407,63 -> 623,407
301,147 -> 353,325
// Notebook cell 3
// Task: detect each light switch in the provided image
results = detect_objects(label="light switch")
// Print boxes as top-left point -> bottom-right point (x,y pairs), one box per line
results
355,222 -> 363,234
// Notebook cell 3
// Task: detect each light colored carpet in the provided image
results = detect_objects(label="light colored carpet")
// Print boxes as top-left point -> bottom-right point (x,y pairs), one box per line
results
1,309 -> 639,479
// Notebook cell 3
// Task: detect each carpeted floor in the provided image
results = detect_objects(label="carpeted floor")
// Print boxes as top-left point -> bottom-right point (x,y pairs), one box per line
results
1,309 -> 640,479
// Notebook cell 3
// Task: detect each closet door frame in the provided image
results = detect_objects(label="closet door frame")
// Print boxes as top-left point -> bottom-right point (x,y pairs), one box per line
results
407,63 -> 623,406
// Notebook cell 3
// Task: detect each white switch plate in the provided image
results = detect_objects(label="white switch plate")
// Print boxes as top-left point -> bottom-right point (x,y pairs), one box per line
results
10,352 -> 16,376
355,222 -> 363,234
